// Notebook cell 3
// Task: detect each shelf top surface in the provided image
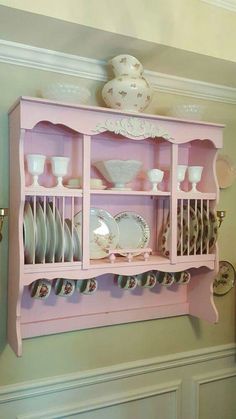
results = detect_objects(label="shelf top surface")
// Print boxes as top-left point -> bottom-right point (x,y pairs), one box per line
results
9,96 -> 225,129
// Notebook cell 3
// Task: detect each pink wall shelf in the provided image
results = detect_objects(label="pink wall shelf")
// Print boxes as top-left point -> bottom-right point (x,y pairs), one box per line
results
8,97 -> 224,356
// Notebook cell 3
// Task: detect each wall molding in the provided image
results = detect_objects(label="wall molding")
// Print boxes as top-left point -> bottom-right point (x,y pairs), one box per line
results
17,381 -> 181,419
201,0 -> 236,12
193,367 -> 236,419
0,343 -> 234,404
1,39 -> 236,104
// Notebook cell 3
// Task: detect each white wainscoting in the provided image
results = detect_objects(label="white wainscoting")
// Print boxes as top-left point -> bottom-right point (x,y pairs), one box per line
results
0,344 -> 235,419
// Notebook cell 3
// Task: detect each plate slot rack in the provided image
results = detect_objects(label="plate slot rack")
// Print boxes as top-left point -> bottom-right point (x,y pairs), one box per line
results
177,198 -> 217,257
24,194 -> 82,265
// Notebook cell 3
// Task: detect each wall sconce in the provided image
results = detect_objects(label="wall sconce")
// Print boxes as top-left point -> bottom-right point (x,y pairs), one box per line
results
0,208 -> 8,241
217,210 -> 226,228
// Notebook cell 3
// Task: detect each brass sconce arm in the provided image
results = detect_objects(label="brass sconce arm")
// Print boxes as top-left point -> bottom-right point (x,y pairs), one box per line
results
217,210 -> 226,228
0,208 -> 9,241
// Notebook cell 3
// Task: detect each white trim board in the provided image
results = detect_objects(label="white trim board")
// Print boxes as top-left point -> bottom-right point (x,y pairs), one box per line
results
1,39 -> 236,104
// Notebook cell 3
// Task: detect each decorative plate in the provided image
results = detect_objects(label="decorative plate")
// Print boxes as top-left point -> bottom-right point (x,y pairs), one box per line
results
65,219 -> 82,261
49,203 -> 63,262
216,154 -> 236,189
35,202 -> 47,263
74,208 -> 119,259
23,201 -> 35,264
196,207 -> 203,253
45,202 -> 56,263
114,211 -> 150,256
208,209 -> 218,251
182,205 -> 198,255
176,206 -> 190,256
64,221 -> 73,262
201,207 -> 211,253
213,260 -> 236,296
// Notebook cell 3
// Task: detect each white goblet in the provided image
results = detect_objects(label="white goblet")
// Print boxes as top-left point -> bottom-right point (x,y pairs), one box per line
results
188,166 -> 203,192
50,156 -> 70,187
26,154 -> 46,187
177,165 -> 187,191
147,168 -> 164,192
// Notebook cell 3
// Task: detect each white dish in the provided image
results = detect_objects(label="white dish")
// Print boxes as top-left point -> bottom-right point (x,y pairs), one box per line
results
64,221 -> 73,262
45,202 -> 56,263
216,154 -> 236,189
114,211 -> 150,255
74,208 -> 119,259
65,219 -> 82,261
35,202 -> 47,263
50,203 -> 63,262
23,201 -> 35,264
168,104 -> 205,120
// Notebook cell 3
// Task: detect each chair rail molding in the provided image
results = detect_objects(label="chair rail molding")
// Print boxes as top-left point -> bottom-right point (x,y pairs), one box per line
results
1,39 -> 236,104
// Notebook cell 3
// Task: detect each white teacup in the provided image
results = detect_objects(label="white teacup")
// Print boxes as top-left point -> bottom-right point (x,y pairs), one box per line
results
117,275 -> 138,290
54,278 -> 75,296
156,272 -> 175,287
138,272 -> 157,288
30,279 -> 51,299
77,278 -> 98,294
174,271 -> 191,284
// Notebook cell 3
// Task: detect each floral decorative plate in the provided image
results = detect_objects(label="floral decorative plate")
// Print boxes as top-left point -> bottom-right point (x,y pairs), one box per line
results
208,209 -> 218,251
213,260 -> 236,295
74,208 -> 119,259
216,154 -> 236,189
201,207 -> 211,253
114,211 -> 150,256
182,205 -> 198,255
196,207 -> 203,253
45,202 -> 56,263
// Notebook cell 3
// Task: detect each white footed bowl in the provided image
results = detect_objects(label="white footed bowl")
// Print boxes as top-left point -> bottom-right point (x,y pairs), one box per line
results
93,160 -> 142,190
41,83 -> 91,105
169,104 -> 205,120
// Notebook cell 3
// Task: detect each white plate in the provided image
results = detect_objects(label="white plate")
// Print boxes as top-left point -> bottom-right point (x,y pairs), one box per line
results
64,221 -> 73,262
114,211 -> 150,255
49,203 -> 63,262
65,219 -> 82,261
45,202 -> 56,263
23,201 -> 35,264
74,208 -> 119,259
216,154 -> 236,189
35,202 -> 47,263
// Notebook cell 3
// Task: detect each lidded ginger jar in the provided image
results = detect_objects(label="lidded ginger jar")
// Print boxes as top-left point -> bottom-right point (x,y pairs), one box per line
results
102,54 -> 153,112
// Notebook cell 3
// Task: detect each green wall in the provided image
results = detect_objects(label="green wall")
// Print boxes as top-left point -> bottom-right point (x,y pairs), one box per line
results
0,61 -> 235,386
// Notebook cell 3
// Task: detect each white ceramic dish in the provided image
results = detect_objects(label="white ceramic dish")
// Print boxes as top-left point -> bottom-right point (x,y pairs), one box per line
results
65,219 -> 82,261
45,202 -> 56,263
74,208 -> 119,259
114,211 -> 150,255
50,203 -> 63,262
93,160 -> 142,190
64,221 -> 73,262
216,154 -> 236,189
35,202 -> 47,263
23,201 -> 35,264
41,83 -> 91,105
168,104 -> 205,120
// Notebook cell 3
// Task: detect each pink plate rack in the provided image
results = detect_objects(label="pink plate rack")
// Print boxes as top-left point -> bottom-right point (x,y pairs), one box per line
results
8,97 -> 224,356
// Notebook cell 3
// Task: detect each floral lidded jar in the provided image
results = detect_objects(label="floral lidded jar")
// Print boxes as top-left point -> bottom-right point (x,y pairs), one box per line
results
102,54 -> 153,112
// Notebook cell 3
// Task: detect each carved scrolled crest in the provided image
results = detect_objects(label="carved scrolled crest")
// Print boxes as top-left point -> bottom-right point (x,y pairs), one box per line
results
94,117 -> 172,140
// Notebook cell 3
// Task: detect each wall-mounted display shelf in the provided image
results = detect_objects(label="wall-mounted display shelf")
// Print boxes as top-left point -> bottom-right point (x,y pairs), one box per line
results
8,97 -> 224,356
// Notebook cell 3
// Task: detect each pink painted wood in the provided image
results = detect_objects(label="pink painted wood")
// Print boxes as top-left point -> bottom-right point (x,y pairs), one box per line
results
8,97 -> 224,356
